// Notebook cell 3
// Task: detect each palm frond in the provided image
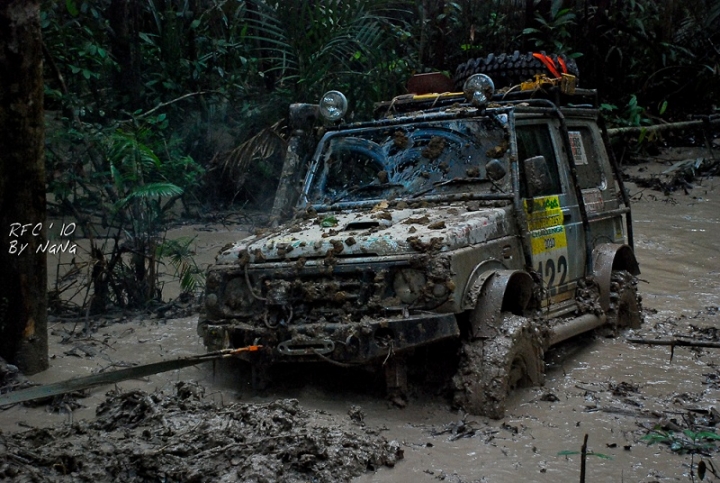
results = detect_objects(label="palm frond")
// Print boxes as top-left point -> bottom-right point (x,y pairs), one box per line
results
117,182 -> 183,208
222,119 -> 287,181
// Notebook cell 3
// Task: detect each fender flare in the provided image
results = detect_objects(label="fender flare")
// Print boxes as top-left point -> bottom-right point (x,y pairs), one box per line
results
593,243 -> 640,312
467,269 -> 534,339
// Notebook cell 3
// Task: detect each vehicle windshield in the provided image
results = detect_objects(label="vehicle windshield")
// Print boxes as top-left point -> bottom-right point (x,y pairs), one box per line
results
304,118 -> 510,205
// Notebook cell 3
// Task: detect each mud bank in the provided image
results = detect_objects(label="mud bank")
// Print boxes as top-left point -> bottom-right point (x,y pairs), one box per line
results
1,385 -> 402,482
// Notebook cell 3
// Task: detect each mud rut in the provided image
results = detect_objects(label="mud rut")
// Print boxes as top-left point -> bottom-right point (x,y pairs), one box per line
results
1,148 -> 720,482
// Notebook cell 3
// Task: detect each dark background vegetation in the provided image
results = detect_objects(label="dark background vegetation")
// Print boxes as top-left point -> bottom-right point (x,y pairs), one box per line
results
36,0 -> 719,314
43,0 -> 720,207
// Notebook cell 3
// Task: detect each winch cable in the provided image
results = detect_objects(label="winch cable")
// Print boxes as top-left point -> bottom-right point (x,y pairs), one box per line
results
0,345 -> 262,407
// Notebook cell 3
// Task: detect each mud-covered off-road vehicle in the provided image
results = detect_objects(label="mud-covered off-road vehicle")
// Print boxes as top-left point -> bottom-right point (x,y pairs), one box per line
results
199,52 -> 642,418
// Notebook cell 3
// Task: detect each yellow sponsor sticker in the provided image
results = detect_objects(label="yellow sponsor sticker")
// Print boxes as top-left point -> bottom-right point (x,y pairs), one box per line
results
524,195 -> 567,255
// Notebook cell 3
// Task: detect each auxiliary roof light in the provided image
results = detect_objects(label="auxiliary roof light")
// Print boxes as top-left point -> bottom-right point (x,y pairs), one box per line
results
318,90 -> 348,122
463,74 -> 495,107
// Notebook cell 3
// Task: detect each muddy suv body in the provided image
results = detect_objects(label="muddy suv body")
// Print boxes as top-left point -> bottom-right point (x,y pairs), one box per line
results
199,74 -> 641,418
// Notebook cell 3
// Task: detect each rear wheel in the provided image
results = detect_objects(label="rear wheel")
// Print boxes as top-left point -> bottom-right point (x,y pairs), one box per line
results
453,50 -> 579,90
453,314 -> 544,419
607,270 -> 642,332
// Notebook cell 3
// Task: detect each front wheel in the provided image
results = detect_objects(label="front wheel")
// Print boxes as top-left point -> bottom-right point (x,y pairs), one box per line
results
452,314 -> 544,419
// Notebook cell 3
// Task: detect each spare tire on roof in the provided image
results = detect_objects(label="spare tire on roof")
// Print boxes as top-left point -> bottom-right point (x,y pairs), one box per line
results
453,50 -> 579,90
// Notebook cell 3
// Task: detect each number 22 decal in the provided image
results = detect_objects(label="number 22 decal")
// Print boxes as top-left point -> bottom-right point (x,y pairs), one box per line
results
537,255 -> 568,288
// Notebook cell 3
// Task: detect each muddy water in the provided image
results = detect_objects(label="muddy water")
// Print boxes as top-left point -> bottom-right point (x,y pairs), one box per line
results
3,170 -> 720,482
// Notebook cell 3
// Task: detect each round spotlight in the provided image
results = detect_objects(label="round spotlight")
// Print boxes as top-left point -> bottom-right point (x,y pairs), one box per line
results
319,90 -> 348,122
393,269 -> 426,304
463,74 -> 495,107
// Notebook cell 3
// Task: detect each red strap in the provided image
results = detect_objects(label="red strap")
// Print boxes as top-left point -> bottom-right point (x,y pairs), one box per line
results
533,53 -> 562,78
557,56 -> 568,74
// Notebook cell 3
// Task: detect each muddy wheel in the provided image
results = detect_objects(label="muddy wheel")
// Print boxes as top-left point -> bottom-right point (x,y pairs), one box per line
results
607,270 -> 643,332
453,314 -> 544,419
453,50 -> 579,90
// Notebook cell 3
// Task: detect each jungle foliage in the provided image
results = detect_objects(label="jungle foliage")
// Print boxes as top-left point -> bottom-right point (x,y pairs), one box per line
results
41,0 -> 720,311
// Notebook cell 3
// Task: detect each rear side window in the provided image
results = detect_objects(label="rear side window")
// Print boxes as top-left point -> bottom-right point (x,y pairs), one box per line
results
516,125 -> 562,197
568,128 -> 605,190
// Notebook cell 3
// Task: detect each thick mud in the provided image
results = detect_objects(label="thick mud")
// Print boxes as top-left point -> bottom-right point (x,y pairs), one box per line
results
2,148 -> 719,482
1,387 -> 402,482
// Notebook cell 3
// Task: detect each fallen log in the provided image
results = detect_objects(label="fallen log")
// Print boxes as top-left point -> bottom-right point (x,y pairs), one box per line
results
0,345 -> 261,407
607,117 -> 720,137
626,337 -> 720,349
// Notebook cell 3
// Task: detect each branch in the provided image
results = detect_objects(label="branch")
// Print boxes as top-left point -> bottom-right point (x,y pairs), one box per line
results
607,117 -> 720,137
126,91 -> 220,121
626,337 -> 720,349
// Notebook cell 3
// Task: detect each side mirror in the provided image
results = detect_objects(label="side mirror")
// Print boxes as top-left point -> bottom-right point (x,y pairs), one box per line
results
523,155 -> 553,197
485,158 -> 507,181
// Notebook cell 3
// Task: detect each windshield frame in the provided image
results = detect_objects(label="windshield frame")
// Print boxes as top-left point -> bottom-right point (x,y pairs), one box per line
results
299,109 -> 514,211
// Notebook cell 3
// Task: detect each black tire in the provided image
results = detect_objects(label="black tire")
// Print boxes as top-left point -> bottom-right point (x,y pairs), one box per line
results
607,270 -> 643,332
452,314 -> 544,419
453,50 -> 579,90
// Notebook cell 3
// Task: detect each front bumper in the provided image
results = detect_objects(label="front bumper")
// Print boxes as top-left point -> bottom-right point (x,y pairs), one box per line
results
199,312 -> 459,364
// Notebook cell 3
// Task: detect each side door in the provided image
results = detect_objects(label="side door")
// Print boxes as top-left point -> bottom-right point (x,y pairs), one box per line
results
515,121 -> 586,307
565,120 -> 627,246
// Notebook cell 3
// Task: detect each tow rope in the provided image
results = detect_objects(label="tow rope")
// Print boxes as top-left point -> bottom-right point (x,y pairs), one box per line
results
0,345 -> 262,407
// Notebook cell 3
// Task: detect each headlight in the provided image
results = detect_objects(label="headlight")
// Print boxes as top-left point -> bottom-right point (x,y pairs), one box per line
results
319,90 -> 348,122
393,269 -> 426,304
221,277 -> 253,310
463,74 -> 495,107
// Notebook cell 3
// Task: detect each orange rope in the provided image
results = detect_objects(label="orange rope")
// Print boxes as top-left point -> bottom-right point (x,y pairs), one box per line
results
228,345 -> 263,355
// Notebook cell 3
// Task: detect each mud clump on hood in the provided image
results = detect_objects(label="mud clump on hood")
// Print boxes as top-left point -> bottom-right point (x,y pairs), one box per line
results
0,383 -> 403,482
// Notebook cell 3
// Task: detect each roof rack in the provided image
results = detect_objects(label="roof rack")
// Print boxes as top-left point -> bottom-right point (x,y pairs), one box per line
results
373,85 -> 598,119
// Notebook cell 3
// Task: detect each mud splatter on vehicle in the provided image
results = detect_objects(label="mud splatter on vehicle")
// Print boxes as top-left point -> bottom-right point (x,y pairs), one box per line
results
199,66 -> 642,418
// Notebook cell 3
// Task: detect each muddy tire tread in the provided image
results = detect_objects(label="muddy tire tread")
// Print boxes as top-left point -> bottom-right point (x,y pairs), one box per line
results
453,314 -> 544,419
453,50 -> 580,90
607,270 -> 643,332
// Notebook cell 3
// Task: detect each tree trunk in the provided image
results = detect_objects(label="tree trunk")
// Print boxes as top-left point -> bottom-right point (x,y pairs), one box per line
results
0,0 -> 48,375
107,0 -> 141,109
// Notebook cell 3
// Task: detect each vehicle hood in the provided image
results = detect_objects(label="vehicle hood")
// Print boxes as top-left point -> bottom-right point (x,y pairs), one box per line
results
216,201 -> 513,264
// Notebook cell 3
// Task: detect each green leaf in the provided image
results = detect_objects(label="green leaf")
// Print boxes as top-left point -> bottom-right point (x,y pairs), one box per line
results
587,452 -> 612,460
322,216 -> 339,227
641,432 -> 670,444
659,100 -> 668,116
65,0 -> 79,17
638,128 -> 647,144
119,183 -> 184,208
696,431 -> 720,441
557,450 -> 579,456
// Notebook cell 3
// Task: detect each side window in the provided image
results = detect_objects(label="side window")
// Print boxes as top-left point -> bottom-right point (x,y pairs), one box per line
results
568,128 -> 604,189
516,125 -> 562,197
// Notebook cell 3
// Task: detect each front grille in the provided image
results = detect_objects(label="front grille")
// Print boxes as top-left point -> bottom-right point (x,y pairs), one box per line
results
220,266 -> 398,326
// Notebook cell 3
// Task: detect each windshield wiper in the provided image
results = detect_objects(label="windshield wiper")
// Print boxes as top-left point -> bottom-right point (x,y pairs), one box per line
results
411,177 -> 491,198
330,183 -> 404,204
